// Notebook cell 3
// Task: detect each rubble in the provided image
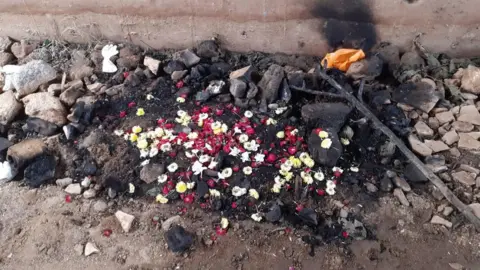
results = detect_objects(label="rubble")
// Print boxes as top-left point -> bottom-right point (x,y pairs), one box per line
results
22,93 -> 67,126
115,210 -> 135,233
457,105 -> 480,125
414,121 -> 434,138
0,91 -> 22,125
430,215 -> 452,228
451,171 -> 476,187
408,135 -> 432,157
84,242 -> 99,256
65,183 -> 82,195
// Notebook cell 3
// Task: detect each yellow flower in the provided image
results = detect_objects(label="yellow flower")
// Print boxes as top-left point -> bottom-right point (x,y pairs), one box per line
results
154,128 -> 164,137
176,97 -> 186,103
304,158 -> 315,168
289,157 -> 302,168
213,128 -> 223,135
299,152 -> 310,162
321,138 -> 332,149
249,189 -> 259,200
318,130 -> 329,139
209,189 -> 221,197
156,194 -> 169,204
132,126 -> 142,134
136,108 -> 145,116
341,138 -> 350,145
176,181 -> 187,193
279,169 -> 289,176
284,172 -> 293,181
271,183 -> 282,193
129,133 -> 138,142
128,183 -> 135,193
276,131 -> 285,139
137,139 -> 148,149
221,217 -> 229,229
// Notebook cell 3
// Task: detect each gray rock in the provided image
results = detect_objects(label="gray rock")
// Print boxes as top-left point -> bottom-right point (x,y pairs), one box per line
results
458,133 -> 480,151
435,111 -> 455,125
442,130 -> 459,146
108,188 -> 117,199
460,65 -> 480,94
380,176 -> 393,192
451,171 -> 476,186
22,93 -> 67,126
11,60 -> 56,97
206,80 -> 225,95
459,164 -> 479,175
414,121 -> 434,138
246,82 -> 258,99
93,200 -> 108,212
392,81 -> 440,113
0,91 -> 22,125
379,141 -> 396,157
229,79 -> 247,98
258,64 -> 284,107
59,83 -> 85,107
0,52 -> 14,66
116,47 -> 141,69
408,135 -> 432,157
393,188 -> 410,206
56,177 -> 73,187
140,163 -> 165,184
215,93 -> 232,103
346,55 -> 383,80
400,51 -> 424,70
175,49 -> 200,68
301,102 -> 352,131
162,215 -> 182,231
392,176 -> 411,192
307,129 -> 342,167
87,82 -> 104,93
47,83 -> 63,96
115,210 -> 135,233
105,84 -> 124,96
171,70 -> 188,82
404,163 -> 428,182
0,137 -> 12,152
365,183 -> 378,193
424,140 -> 449,153
428,117 -> 440,130
0,36 -> 13,51
163,60 -> 185,75
65,183 -> 82,195
10,40 -> 37,59
230,65 -> 256,81
443,207 -> 453,216
457,105 -> 480,126
196,40 -> 219,58
83,189 -> 96,199
451,121 -> 474,132
144,56 -> 161,75
469,203 -> 480,219
430,215 -> 452,228
84,242 -> 99,256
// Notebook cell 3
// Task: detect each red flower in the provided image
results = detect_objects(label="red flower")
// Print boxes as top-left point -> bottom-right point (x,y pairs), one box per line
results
314,128 -> 323,135
164,123 -> 174,129
123,71 -> 129,79
119,111 -> 127,118
231,202 -> 238,209
176,80 -> 184,89
183,194 -> 195,204
215,108 -> 224,116
226,103 -> 234,110
162,186 -> 170,195
215,226 -> 227,236
65,195 -> 72,203
295,204 -> 304,212
200,106 -> 210,113
103,229 -> 112,237
157,118 -> 165,126
231,107 -> 240,114
333,170 -> 342,178
342,231 -> 349,238
127,101 -> 136,108
245,127 -> 255,136
232,165 -> 240,172
207,179 -> 216,188
279,140 -> 288,147
266,153 -> 277,163
169,151 -> 177,158
287,146 -> 297,155
185,171 -> 193,179
316,189 -> 325,196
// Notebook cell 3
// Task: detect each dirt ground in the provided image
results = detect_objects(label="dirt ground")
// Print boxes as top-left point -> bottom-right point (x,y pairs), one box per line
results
0,182 -> 478,270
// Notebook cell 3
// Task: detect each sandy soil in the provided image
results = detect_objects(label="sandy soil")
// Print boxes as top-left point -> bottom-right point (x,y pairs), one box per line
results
0,182 -> 478,270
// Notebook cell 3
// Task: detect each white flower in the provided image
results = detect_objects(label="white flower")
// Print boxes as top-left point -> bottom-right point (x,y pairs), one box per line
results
238,134 -> 249,143
350,166 -> 359,172
244,140 -> 259,151
249,189 -> 259,200
160,143 -> 172,152
208,161 -> 218,170
251,213 -> 263,222
243,166 -> 252,175
114,130 -> 124,136
192,149 -> 199,154
184,141 -> 194,149
271,183 -> 282,193
321,138 -> 332,149
221,168 -> 233,178
326,186 -> 336,195
154,127 -> 164,137
209,189 -> 221,197
185,151 -> 194,158
149,148 -> 159,157
234,127 -> 242,134
199,113 -> 209,120
158,174 -> 168,183
314,172 -> 325,181
211,121 -> 222,130
140,149 -> 149,158
230,147 -> 241,157
280,163 -> 292,172
332,167 -> 344,173
341,138 -> 350,145
187,182 -> 195,189
188,132 -> 198,140
274,176 -> 285,185
140,159 -> 150,166
221,217 -> 229,229
326,180 -> 336,189
167,163 -> 179,172
241,152 -> 250,162
146,94 -> 154,100
192,161 -> 206,175
302,174 -> 313,184
254,153 -> 265,163
275,107 -> 288,115
244,110 -> 253,118
123,134 -> 129,141
221,124 -> 228,133
232,186 -> 247,197
129,183 -> 135,193
177,110 -> 187,117
299,152 -> 310,162
205,143 -> 213,151
199,155 -> 211,163
266,118 -> 277,125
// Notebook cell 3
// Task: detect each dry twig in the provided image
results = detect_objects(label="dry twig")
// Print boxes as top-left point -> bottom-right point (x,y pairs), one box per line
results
314,66 -> 480,231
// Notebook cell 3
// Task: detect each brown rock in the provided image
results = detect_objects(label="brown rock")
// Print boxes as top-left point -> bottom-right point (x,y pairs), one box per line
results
60,85 -> 85,107
414,121 -> 434,138
435,111 -> 455,125
428,117 -> 440,130
451,171 -> 476,186
0,52 -> 14,66
408,135 -> 432,157
0,91 -> 22,125
229,65 -> 255,81
10,40 -> 37,59
441,130 -> 459,145
459,164 -> 479,175
451,121 -> 474,132
393,188 -> 410,206
424,140 -> 449,153
22,93 -> 67,125
457,105 -> 480,126
458,133 -> 480,151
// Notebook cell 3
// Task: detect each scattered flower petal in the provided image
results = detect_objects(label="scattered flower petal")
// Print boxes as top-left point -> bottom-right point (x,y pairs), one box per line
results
209,189 -> 221,197
243,166 -> 253,175
244,110 -> 253,118
192,161 -> 207,175
176,97 -> 186,103
136,108 -> 145,116
158,174 -> 168,183
314,172 -> 325,181
341,138 -> 350,145
156,194 -> 169,203
321,138 -> 332,149
167,163 -> 179,173
254,153 -> 265,163
276,131 -> 285,139
232,186 -> 247,197
318,130 -> 329,139
187,182 -> 196,189
241,152 -> 250,162
114,130 -> 124,136
350,166 -> 359,172
140,159 -> 150,166
129,183 -> 135,193
251,213 -> 263,222
221,217 -> 229,229
249,189 -> 259,200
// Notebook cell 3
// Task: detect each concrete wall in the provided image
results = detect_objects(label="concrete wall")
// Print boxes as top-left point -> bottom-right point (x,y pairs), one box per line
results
0,0 -> 478,57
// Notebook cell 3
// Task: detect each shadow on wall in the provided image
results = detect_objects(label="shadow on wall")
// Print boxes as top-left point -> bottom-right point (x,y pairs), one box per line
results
311,0 -> 377,51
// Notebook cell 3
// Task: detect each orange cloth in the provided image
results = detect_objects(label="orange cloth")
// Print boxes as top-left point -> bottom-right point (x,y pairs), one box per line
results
321,49 -> 366,72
